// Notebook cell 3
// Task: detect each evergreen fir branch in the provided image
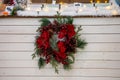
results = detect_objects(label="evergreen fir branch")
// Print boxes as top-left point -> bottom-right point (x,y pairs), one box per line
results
63,64 -> 71,70
56,11 -> 63,24
76,26 -> 82,34
63,53 -> 75,70
38,58 -> 46,69
40,18 -> 51,27
50,57 -> 59,74
66,17 -> 73,24
31,53 -> 36,59
63,18 -> 66,24
77,39 -> 87,49
56,17 -> 62,24
67,53 -> 75,64
35,47 -> 42,56
49,35 -> 58,51
75,26 -> 82,39
55,66 -> 59,74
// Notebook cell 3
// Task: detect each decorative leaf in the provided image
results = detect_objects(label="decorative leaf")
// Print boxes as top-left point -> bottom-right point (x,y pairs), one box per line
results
40,18 -> 51,27
38,58 -> 46,69
67,53 -> 75,64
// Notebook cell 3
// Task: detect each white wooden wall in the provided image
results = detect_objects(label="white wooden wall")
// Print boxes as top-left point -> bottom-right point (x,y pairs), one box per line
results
0,17 -> 120,80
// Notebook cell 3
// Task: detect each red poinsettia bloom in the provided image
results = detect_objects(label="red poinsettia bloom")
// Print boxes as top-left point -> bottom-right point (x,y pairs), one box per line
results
58,29 -> 67,39
36,37 -> 43,48
41,31 -> 50,41
54,51 -> 67,64
36,31 -> 50,49
57,41 -> 66,53
44,41 -> 50,49
58,52 -> 67,60
67,24 -> 76,39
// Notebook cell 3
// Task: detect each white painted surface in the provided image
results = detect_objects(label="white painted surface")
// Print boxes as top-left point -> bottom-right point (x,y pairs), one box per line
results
0,17 -> 120,80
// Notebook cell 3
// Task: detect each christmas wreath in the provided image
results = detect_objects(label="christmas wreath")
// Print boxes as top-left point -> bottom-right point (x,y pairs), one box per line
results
32,13 -> 87,73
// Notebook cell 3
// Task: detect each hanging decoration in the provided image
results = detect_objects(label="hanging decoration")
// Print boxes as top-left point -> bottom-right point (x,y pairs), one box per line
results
32,12 -> 87,73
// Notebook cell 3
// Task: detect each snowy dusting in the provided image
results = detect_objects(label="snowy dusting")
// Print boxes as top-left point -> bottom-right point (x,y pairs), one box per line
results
17,1 -> 120,16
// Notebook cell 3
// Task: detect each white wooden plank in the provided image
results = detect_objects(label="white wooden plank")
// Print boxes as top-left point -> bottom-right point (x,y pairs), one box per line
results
0,27 -> 37,34
0,25 -> 120,34
0,18 -> 120,26
81,25 -> 120,33
0,18 -> 40,26
0,52 -> 103,60
0,68 -> 119,77
0,77 -> 120,80
103,53 -> 120,60
0,52 -> 120,60
0,34 -> 120,42
74,18 -> 120,25
0,43 -> 120,51
0,60 -> 120,69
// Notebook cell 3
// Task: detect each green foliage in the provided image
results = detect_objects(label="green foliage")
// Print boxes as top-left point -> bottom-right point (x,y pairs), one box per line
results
40,18 -> 51,27
56,11 -> 62,24
31,53 -> 36,60
77,39 -> 87,49
55,11 -> 73,24
75,26 -> 87,49
35,47 -> 42,55
67,53 -> 75,64
11,8 -> 17,16
32,40 -> 42,59
50,57 -> 59,74
38,58 -> 46,69
66,17 -> 73,24
63,64 -> 71,70
49,35 -> 58,51
11,6 -> 24,16
32,48 -> 42,59
63,53 -> 75,70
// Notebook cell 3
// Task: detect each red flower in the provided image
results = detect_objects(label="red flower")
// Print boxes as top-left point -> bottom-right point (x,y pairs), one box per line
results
44,41 -> 50,49
58,29 -> 67,39
59,52 -> 67,60
36,37 -> 43,48
67,24 -> 76,39
41,31 -> 50,41
36,31 -> 50,49
54,51 -> 67,64
57,41 -> 66,53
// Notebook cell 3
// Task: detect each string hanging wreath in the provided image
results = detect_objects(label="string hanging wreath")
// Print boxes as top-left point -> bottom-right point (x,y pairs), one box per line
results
32,13 -> 87,73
